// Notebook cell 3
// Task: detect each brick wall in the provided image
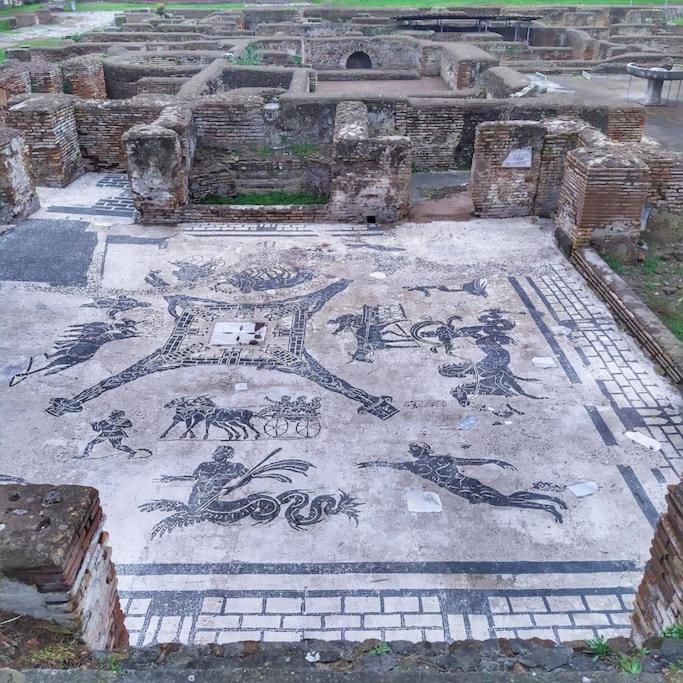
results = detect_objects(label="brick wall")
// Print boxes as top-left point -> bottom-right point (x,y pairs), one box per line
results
0,483 -> 127,652
7,95 -> 83,187
0,62 -> 31,123
471,120 -> 546,218
74,96 -> 172,171
440,43 -> 499,90
607,105 -> 645,143
632,480 -> 683,644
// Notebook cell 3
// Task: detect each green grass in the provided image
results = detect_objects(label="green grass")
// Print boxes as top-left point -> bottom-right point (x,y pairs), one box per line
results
199,190 -> 328,205
74,1 -> 243,9
663,624 -> 683,640
603,254 -> 625,275
585,637 -> 612,660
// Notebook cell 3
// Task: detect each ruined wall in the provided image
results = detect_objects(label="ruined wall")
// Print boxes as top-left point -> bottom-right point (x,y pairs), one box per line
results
470,120 -> 546,218
632,480 -> 683,643
103,60 -> 204,99
61,56 -> 107,100
305,36 -> 421,70
74,96 -> 173,171
0,483 -> 127,652
0,127 -> 39,223
440,43 -> 499,89
329,100 -> 411,223
7,95 -> 83,187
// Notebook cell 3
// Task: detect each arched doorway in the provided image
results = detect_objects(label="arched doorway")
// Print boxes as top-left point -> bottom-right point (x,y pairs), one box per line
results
345,51 -> 372,69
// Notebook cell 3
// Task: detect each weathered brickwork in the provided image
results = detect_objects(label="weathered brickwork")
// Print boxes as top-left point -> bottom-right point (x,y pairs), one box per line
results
61,56 -> 107,100
440,43 -> 499,89
606,106 -> 646,144
632,481 -> 683,644
28,61 -> 64,94
0,127 -> 39,223
7,95 -> 83,187
0,484 -> 127,652
471,120 -> 546,218
330,100 -> 411,223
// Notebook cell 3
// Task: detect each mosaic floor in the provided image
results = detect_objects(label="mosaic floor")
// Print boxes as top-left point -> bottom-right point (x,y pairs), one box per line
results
1,173 -> 681,646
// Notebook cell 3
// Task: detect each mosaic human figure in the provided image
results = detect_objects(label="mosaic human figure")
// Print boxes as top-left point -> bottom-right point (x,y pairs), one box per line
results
79,410 -> 152,459
358,442 -> 567,523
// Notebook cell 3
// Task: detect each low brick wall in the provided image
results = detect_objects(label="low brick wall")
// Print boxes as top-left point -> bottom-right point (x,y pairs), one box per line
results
0,483 -> 127,652
571,247 -> 683,383
62,56 -> 107,100
0,127 -> 39,223
632,480 -> 683,644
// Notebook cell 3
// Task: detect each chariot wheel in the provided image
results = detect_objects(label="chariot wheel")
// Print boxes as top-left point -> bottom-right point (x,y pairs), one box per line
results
263,417 -> 288,437
295,418 -> 320,438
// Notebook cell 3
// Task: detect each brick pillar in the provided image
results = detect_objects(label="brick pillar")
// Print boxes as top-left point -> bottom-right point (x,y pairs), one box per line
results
61,56 -> 107,100
534,118 -> 584,218
0,483 -> 128,652
632,481 -> 683,645
329,101 -> 411,224
470,120 -> 546,218
28,61 -> 64,93
607,104 -> 646,144
7,95 -> 83,187
123,122 -> 189,223
0,127 -> 39,222
556,145 -> 650,256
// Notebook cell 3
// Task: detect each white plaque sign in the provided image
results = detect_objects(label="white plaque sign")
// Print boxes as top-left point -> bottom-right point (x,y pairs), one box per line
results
501,146 -> 533,168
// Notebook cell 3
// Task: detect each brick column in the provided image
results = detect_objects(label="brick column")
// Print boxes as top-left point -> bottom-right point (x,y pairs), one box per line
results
329,101 -> 411,224
606,104 -> 646,144
7,95 -> 83,187
0,483 -> 128,652
533,118 -> 584,218
632,481 -> 683,645
0,127 -> 39,222
470,120 -> 546,218
555,145 -> 650,256
62,56 -> 107,100
28,61 -> 64,94
123,122 -> 189,222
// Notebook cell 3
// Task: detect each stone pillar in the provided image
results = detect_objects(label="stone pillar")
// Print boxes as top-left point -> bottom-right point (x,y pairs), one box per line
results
556,144 -> 650,257
329,101 -> 411,224
0,483 -> 128,652
0,127 -> 39,223
123,122 -> 189,223
7,95 -> 83,187
61,56 -> 107,100
632,481 -> 683,645
470,120 -> 546,218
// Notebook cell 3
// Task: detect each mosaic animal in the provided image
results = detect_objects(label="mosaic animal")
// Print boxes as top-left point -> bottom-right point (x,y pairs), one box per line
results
212,266 -> 313,293
329,305 -> 416,362
140,446 -> 360,537
81,295 -> 151,319
437,310 -> 544,406
405,279 -> 489,299
358,442 -> 567,523
160,396 -> 261,441
9,319 -> 140,387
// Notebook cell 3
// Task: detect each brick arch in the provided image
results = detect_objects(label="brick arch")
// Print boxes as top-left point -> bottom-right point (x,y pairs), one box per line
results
345,51 -> 373,69
337,44 -> 381,69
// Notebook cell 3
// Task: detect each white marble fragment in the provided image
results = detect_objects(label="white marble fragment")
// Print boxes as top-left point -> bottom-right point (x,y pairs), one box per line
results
532,356 -> 557,369
624,431 -> 662,451
407,490 -> 443,513
567,480 -> 600,498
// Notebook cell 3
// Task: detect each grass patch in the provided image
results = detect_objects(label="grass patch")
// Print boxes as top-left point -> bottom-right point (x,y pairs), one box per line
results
641,254 -> 663,276
585,636 -> 612,661
24,642 -> 81,669
661,314 -> 683,342
74,1 -> 243,9
290,142 -> 320,159
199,190 -> 328,205
368,642 -> 392,656
663,624 -> 683,640
603,254 -> 625,275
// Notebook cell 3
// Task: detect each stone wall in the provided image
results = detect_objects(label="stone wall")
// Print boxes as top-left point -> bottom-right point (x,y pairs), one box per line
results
329,100 -> 411,223
0,483 -> 127,652
470,120 -> 546,218
28,61 -> 64,94
632,480 -> 683,644
7,95 -> 83,187
305,36 -> 421,70
479,66 -> 531,98
0,127 -> 39,223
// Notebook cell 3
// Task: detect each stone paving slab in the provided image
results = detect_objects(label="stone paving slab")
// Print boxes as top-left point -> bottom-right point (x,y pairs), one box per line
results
0,174 -> 681,647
